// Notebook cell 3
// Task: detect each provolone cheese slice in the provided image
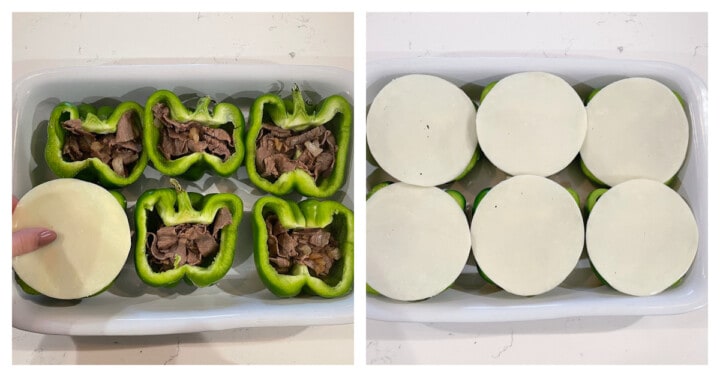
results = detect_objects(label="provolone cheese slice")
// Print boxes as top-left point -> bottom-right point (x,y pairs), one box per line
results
367,183 -> 471,301
581,77 -> 689,186
586,179 -> 698,296
470,175 -> 585,296
476,72 -> 587,177
367,74 -> 478,186
12,179 -> 131,299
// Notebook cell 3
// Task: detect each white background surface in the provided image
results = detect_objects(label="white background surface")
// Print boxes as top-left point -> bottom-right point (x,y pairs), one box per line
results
12,12 -> 354,365
366,12 -> 708,364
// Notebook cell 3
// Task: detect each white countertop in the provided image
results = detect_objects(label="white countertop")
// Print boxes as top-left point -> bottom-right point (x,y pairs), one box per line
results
366,12 -> 708,364
11,12 -> 354,365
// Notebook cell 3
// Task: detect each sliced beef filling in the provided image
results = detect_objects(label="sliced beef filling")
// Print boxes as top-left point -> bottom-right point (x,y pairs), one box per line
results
62,111 -> 142,177
152,103 -> 234,162
255,123 -> 338,182
265,214 -> 341,277
146,208 -> 233,272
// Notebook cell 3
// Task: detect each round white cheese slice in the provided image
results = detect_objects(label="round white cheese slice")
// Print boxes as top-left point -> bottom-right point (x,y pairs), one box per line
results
470,175 -> 585,296
366,74 -> 478,186
367,183 -> 471,301
581,77 -> 689,186
586,179 -> 698,296
12,179 -> 131,299
476,72 -> 587,177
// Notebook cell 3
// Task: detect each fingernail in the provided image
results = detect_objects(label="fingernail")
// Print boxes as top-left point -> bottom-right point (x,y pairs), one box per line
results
38,230 -> 57,247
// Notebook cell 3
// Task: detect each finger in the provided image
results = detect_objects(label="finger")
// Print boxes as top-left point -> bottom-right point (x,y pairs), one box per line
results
12,196 -> 19,213
12,228 -> 57,257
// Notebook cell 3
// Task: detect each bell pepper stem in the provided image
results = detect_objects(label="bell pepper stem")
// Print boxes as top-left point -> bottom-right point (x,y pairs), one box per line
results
169,178 -> 203,223
291,84 -> 308,118
193,96 -> 214,118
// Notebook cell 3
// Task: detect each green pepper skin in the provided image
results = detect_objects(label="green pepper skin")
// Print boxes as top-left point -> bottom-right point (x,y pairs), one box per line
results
109,190 -> 127,210
245,86 -> 352,198
144,90 -> 245,181
445,189 -> 467,210
454,147 -> 481,181
45,101 -> 147,188
134,180 -> 243,287
366,284 -> 380,295
14,273 -> 41,295
479,81 -> 498,104
472,187 -> 492,214
252,196 -> 354,298
366,181 -> 393,199
585,188 -> 609,213
580,159 -> 609,187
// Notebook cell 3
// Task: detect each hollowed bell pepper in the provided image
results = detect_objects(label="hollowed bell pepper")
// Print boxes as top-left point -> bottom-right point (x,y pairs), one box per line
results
364,182 -> 464,296
134,179 -> 243,287
470,184 -> 581,286
245,85 -> 352,198
144,90 -> 245,181
45,101 -> 147,188
251,196 -> 354,298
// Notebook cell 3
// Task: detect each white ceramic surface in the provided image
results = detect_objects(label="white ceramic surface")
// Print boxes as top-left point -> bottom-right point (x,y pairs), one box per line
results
12,64 -> 354,335
366,56 -> 707,323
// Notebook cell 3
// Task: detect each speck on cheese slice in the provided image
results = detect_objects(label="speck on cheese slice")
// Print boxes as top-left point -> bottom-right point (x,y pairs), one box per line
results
12,179 -> 131,299
470,175 -> 585,296
586,179 -> 698,296
367,74 -> 478,186
367,183 -> 471,301
476,72 -> 587,177
581,77 -> 689,186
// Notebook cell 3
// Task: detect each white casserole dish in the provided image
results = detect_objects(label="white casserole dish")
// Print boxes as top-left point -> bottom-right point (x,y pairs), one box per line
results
12,64 -> 354,335
366,57 -> 707,322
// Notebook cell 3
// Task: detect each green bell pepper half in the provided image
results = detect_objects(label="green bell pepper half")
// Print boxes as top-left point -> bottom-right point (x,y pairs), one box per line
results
365,182 -> 464,297
251,196 -> 354,298
581,158 -> 679,188
584,188 -> 684,289
471,184 -> 580,285
245,85 -> 352,198
367,182 -> 466,210
45,101 -> 147,188
472,185 -> 580,214
144,90 -> 245,180
581,86 -> 686,186
134,179 -> 243,287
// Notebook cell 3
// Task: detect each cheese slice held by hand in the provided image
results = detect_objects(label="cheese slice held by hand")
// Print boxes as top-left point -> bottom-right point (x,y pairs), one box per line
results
12,179 -> 131,300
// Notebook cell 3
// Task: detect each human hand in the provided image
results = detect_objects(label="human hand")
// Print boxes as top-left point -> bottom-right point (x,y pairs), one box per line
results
12,196 -> 57,257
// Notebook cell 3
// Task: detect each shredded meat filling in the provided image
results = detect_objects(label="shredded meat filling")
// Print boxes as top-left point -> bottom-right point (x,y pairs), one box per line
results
62,111 -> 142,177
255,123 -> 338,181
147,208 -> 233,272
152,103 -> 235,162
265,214 -> 341,277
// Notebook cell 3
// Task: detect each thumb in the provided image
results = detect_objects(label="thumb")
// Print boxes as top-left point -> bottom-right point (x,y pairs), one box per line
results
12,228 -> 57,257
